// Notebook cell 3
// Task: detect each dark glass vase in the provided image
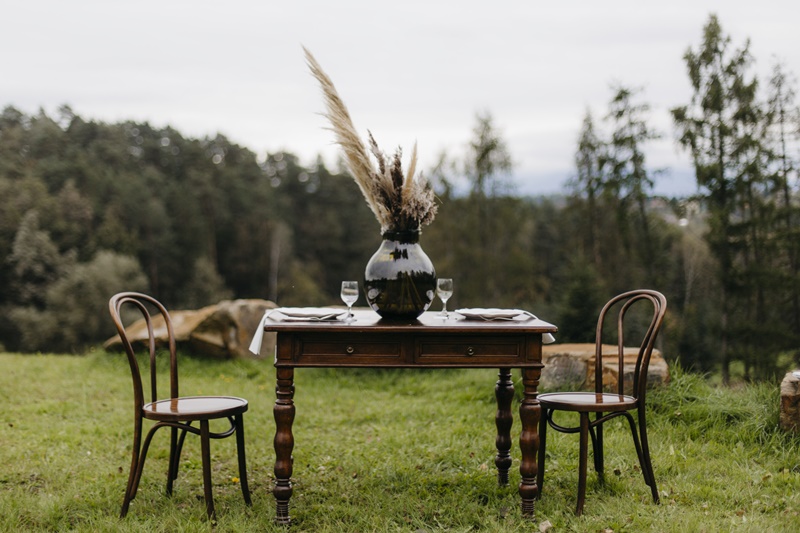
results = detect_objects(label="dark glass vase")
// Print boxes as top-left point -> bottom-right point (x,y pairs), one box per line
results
364,229 -> 436,319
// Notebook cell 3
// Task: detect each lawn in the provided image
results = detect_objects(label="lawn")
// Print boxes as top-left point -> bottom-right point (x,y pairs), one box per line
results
1,350 -> 799,532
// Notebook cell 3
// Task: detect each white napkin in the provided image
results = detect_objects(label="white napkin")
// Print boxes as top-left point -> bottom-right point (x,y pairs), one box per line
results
249,308 -> 349,355
455,308 -> 555,344
527,312 -> 556,344
248,310 -> 272,356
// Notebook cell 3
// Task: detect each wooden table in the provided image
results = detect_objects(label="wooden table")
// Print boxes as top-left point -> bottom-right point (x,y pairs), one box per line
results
264,309 -> 558,524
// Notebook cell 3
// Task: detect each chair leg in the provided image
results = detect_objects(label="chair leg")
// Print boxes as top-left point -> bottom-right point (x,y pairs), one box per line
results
175,427 -> 189,479
131,424 -> 161,502
123,422 -> 161,517
167,427 -> 178,496
593,413 -> 604,482
624,413 -> 650,487
576,412 -> 589,516
200,420 -> 216,521
121,420 -> 143,518
235,415 -> 252,505
536,408 -> 548,499
638,409 -> 659,504
167,426 -> 190,495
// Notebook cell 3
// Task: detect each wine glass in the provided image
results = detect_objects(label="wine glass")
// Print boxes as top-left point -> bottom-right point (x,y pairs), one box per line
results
340,281 -> 359,323
436,278 -> 453,319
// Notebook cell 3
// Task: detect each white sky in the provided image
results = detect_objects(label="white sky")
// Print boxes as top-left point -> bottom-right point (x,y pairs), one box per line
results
3,1 -> 799,196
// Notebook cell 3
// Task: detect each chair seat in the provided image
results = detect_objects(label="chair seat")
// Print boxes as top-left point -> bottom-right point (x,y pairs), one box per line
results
143,396 -> 248,422
539,391 -> 637,412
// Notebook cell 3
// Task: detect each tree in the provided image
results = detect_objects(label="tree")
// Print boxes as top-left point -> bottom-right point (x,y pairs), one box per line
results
9,251 -> 148,352
764,61 -> 800,339
441,112 -> 520,303
266,152 -> 376,304
181,257 -> 234,309
7,210 -> 71,308
568,109 -> 607,266
605,85 -> 661,282
465,111 -> 514,198
49,179 -> 95,260
567,88 -> 663,292
671,14 -> 774,382
557,259 -> 607,343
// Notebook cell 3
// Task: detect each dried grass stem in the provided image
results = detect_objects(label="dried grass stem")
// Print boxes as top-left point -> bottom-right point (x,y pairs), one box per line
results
304,47 -> 437,232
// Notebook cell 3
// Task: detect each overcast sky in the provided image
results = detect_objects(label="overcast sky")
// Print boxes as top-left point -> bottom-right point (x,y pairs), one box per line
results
4,1 -> 799,196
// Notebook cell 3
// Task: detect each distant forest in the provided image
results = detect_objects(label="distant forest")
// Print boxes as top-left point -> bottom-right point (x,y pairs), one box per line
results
1,15 -> 799,382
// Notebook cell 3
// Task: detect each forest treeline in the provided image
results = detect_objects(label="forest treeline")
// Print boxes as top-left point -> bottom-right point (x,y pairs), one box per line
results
1,15 -> 799,382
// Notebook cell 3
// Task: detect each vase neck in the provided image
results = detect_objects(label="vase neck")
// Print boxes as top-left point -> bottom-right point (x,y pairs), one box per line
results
381,229 -> 420,244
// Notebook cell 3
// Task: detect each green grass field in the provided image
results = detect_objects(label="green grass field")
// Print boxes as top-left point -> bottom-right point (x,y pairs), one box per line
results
1,351 -> 800,532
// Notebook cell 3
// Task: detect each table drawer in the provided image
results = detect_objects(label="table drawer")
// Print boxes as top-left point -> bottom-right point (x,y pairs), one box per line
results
292,334 -> 404,364
415,336 -> 524,364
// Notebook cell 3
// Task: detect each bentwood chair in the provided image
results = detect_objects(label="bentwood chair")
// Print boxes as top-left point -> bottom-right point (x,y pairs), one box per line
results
108,292 -> 251,520
536,289 -> 667,515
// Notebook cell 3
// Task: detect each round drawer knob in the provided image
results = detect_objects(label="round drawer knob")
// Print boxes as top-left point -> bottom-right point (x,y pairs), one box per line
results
346,345 -> 355,354
466,346 -> 475,356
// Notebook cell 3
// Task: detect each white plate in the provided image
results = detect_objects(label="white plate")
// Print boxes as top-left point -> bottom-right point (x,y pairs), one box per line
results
273,307 -> 346,320
455,308 -> 531,320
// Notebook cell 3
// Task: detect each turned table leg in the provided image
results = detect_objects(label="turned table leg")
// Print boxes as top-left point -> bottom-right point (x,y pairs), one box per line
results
519,366 -> 542,518
494,368 -> 514,485
273,367 -> 295,525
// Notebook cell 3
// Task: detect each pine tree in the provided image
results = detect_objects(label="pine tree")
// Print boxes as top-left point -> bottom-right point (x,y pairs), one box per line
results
671,14 -> 770,381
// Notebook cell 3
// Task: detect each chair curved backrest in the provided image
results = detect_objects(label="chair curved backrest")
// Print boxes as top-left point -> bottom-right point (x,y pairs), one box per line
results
593,289 -> 667,400
109,292 -> 179,408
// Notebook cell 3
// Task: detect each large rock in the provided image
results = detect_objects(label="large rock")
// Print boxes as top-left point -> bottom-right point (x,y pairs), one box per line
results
780,371 -> 800,433
104,299 -> 277,359
541,343 -> 669,393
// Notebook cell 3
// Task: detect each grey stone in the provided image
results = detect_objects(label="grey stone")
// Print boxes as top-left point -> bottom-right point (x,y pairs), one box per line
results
541,343 -> 669,393
780,371 -> 800,433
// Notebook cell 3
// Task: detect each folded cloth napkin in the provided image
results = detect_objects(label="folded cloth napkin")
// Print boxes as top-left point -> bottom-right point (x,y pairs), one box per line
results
248,310 -> 272,356
248,308 -> 348,355
454,308 -> 556,344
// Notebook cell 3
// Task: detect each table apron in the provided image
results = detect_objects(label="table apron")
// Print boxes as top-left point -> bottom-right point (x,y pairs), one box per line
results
276,332 -> 544,367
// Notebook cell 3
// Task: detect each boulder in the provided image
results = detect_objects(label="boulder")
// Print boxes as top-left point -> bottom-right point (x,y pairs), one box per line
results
780,371 -> 800,433
104,299 -> 277,359
541,343 -> 669,393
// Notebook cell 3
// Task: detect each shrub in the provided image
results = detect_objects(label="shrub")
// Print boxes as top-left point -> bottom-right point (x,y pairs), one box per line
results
10,251 -> 148,352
